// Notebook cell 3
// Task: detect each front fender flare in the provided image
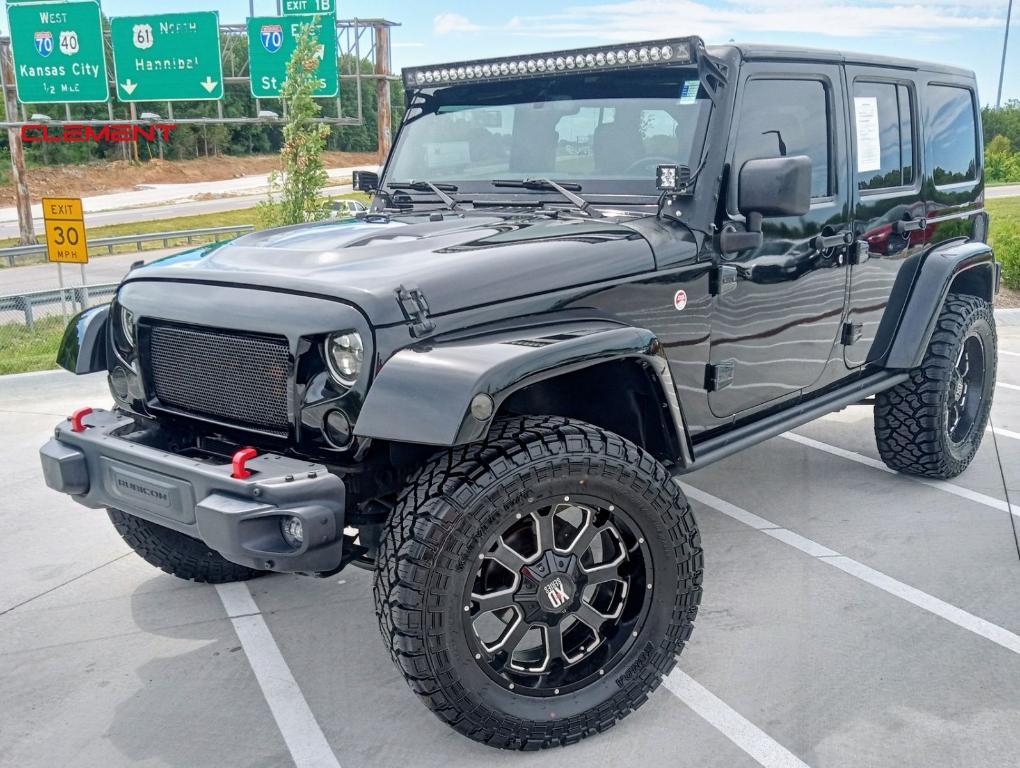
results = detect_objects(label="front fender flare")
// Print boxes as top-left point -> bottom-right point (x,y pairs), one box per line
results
354,321 -> 686,449
884,240 -> 997,370
57,304 -> 109,375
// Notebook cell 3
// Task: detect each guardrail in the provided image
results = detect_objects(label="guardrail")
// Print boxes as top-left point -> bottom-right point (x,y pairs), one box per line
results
0,224 -> 255,267
1,282 -> 118,329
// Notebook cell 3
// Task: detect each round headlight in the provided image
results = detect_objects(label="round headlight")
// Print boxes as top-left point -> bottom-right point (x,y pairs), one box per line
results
120,305 -> 136,344
325,331 -> 364,387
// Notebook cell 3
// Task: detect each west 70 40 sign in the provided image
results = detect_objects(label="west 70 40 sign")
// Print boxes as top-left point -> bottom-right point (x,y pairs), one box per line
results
247,16 -> 338,98
6,0 -> 108,103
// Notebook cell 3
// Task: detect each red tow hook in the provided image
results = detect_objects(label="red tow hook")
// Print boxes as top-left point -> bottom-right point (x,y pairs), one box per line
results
69,407 -> 94,433
231,447 -> 258,479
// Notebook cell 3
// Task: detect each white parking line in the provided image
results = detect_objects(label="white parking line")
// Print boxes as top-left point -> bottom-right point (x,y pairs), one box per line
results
664,670 -> 811,768
680,484 -> 1020,656
1000,350 -> 1020,358
780,432 -> 1020,519
991,426 -> 1020,442
216,583 -> 342,768
998,382 -> 1020,392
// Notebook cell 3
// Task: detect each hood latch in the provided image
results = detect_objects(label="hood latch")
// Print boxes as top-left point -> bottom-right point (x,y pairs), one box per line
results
396,284 -> 436,338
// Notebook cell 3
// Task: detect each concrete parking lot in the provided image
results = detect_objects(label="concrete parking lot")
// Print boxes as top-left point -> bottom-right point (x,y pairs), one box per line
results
2,327 -> 1019,768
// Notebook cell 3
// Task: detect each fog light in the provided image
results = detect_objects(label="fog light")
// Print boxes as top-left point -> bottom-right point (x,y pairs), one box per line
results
110,367 -> 130,399
323,409 -> 352,447
280,516 -> 304,548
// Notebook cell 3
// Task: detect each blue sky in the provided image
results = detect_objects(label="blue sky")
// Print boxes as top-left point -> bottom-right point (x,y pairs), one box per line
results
4,1 -> 1018,104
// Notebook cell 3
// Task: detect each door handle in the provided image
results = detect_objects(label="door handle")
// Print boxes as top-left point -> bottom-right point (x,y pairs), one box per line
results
894,217 -> 927,235
811,230 -> 854,252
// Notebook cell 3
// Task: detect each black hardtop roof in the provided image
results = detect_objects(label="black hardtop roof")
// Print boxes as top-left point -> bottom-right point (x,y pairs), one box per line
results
709,42 -> 974,80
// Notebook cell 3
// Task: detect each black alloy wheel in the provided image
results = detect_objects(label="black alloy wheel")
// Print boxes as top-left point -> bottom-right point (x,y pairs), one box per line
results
466,496 -> 651,697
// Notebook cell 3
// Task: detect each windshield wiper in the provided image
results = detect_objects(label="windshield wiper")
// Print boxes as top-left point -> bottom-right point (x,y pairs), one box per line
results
491,178 -> 600,217
387,181 -> 461,210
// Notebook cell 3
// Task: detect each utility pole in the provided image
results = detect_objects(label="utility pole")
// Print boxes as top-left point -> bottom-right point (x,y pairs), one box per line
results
375,23 -> 392,161
998,0 -> 1014,108
1,42 -> 36,245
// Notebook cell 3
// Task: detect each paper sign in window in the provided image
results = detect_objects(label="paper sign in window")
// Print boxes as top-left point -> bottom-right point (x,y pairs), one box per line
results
854,97 -> 882,173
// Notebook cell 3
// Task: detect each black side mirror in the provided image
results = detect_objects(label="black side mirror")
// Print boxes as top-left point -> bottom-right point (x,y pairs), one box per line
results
720,155 -> 812,253
352,170 -> 379,192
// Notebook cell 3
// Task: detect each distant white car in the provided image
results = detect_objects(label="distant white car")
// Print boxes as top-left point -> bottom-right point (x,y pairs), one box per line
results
329,199 -> 368,218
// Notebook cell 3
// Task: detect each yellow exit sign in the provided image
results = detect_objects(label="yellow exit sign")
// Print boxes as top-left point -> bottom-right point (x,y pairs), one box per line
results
42,197 -> 88,264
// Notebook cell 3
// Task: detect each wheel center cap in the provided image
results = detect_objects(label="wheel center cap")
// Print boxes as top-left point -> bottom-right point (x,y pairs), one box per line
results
537,574 -> 574,612
516,551 -> 584,620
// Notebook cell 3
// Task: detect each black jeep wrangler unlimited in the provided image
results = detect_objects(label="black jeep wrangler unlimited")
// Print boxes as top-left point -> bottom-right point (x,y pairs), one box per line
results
41,37 -> 999,749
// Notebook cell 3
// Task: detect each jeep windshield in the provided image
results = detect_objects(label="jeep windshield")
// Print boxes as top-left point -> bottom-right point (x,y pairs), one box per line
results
385,67 -> 713,205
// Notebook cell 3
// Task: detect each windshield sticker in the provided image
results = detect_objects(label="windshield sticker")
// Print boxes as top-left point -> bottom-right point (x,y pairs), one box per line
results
854,97 -> 882,173
424,141 -> 471,168
679,80 -> 700,105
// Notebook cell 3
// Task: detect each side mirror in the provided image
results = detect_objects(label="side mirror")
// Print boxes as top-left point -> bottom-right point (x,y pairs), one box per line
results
352,170 -> 379,192
721,155 -> 812,253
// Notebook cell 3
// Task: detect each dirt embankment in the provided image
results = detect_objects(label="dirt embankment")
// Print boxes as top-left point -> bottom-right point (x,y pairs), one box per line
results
0,151 -> 379,206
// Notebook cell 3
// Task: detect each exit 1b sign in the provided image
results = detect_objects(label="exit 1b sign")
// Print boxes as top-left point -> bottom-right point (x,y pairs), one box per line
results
282,0 -> 335,14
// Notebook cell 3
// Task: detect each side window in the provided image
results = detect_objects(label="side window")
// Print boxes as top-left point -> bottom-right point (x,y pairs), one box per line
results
927,84 -> 978,185
853,81 -> 916,191
734,78 -> 831,199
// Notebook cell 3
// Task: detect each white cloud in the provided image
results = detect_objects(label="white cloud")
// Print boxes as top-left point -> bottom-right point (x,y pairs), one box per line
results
496,0 -> 1009,42
393,42 -> 426,48
434,12 -> 482,35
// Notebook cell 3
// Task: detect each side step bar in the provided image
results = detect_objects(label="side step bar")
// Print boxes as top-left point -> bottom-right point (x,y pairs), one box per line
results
676,370 -> 909,475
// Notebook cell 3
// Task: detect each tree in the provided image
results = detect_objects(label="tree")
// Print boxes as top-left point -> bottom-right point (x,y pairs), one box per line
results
261,18 -> 331,226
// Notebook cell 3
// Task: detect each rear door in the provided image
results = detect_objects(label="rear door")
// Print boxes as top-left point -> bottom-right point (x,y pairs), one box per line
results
845,71 -> 926,367
707,63 -> 851,418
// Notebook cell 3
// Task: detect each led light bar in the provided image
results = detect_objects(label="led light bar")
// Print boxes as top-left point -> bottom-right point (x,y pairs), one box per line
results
402,37 -> 702,89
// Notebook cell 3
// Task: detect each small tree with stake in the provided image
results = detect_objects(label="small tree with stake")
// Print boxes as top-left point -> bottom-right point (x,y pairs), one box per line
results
260,17 -> 330,226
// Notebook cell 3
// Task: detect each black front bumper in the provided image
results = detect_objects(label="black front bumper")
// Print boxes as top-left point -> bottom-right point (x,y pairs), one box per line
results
40,409 -> 346,574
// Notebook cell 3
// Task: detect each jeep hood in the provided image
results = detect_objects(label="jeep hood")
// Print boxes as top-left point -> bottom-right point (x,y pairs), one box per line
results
124,212 -> 655,326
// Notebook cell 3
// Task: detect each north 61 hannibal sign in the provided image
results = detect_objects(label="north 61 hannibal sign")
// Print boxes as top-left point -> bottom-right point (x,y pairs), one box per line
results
6,0 -> 108,103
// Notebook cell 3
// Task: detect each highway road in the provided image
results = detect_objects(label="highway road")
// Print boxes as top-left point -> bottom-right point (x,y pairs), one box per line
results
988,183 -> 1020,199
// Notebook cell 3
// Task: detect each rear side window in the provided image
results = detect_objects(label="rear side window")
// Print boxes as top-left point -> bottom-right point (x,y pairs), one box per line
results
734,78 -> 831,199
853,81 -> 915,191
927,85 -> 978,185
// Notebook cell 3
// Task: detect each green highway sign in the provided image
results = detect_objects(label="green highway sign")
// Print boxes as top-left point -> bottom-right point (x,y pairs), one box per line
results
282,0 -> 335,15
247,15 -> 338,98
110,12 -> 224,102
6,0 -> 108,103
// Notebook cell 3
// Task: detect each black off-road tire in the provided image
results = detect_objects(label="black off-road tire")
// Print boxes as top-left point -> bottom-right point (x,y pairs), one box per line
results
875,293 -> 997,479
108,508 -> 266,583
373,416 -> 703,750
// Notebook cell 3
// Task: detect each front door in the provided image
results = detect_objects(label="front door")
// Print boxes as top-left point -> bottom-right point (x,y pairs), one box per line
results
708,64 -> 851,418
844,71 -> 926,367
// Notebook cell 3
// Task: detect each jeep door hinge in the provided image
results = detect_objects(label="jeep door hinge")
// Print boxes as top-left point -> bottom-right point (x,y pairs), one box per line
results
711,264 -> 738,296
842,321 -> 863,346
705,361 -> 736,392
395,284 -> 436,338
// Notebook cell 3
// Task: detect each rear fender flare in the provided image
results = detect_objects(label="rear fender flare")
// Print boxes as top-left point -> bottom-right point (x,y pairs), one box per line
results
354,321 -> 689,455
884,240 -> 996,370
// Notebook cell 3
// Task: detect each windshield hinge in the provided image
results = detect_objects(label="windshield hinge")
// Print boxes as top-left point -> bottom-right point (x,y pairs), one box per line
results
396,284 -> 436,338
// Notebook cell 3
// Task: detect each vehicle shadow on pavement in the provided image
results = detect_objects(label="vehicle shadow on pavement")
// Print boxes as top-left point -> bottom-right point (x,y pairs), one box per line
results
104,577 -> 292,768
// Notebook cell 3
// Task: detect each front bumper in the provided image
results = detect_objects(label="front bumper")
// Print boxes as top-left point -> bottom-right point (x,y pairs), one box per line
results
40,409 -> 346,574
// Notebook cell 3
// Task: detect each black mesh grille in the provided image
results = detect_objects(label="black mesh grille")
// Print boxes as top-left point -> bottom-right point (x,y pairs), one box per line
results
147,324 -> 291,434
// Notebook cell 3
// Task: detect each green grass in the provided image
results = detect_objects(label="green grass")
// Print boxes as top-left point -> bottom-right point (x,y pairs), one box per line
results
988,198 -> 1020,290
0,316 -> 67,375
